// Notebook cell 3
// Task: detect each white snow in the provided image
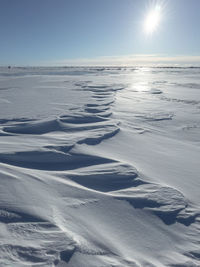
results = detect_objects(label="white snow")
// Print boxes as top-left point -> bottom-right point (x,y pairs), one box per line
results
0,66 -> 200,266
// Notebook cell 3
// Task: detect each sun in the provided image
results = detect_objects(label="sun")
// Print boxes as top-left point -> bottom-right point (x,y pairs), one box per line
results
144,5 -> 162,34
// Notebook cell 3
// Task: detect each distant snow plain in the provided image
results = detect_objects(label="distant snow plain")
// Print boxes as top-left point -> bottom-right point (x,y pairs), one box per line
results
0,66 -> 200,266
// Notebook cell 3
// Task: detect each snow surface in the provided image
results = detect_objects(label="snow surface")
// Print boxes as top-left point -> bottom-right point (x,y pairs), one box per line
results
0,66 -> 200,266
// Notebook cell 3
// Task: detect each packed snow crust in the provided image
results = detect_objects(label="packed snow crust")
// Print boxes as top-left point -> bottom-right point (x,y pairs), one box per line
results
0,66 -> 200,266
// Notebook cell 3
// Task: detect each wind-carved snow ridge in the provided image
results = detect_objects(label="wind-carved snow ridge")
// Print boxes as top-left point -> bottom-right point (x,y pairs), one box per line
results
0,78 -> 127,266
2,81 -> 121,145
0,67 -> 200,266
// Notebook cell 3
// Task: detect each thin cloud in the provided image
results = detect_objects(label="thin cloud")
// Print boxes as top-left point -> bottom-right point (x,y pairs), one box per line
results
40,54 -> 200,66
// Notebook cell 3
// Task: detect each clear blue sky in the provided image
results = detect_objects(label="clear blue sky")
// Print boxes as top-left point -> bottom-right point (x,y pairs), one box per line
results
0,0 -> 199,65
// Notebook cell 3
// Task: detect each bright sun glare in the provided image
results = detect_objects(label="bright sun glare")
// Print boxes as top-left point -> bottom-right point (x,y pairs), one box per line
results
144,5 -> 162,34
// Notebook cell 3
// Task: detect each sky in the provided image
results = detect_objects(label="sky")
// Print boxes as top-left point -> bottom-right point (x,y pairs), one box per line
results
0,0 -> 200,66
